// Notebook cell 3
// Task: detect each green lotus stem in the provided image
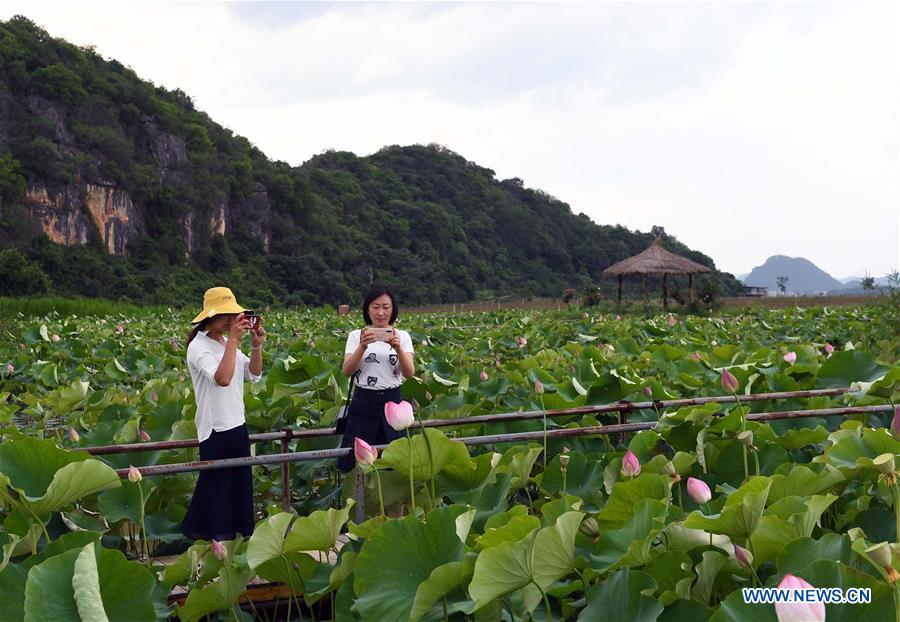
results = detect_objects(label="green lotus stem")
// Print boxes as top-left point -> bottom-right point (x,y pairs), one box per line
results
540,394 -> 548,469
742,445 -> 749,483
676,482 -> 684,516
414,412 -> 436,508
442,595 -> 449,622
574,567 -> 590,603
137,481 -> 148,565
704,503 -> 713,548
753,451 -> 760,477
406,429 -> 416,515
534,580 -> 553,622
892,483 -> 900,546
893,582 -> 900,622
562,469 -> 567,496
372,466 -> 386,518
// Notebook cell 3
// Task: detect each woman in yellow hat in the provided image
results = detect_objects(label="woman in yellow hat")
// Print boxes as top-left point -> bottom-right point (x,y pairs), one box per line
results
180,287 -> 266,541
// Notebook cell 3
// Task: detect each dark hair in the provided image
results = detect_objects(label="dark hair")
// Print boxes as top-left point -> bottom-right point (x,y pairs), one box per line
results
187,319 -> 210,347
362,286 -> 399,325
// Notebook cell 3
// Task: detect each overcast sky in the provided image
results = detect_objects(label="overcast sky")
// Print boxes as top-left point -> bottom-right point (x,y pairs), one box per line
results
4,1 -> 898,278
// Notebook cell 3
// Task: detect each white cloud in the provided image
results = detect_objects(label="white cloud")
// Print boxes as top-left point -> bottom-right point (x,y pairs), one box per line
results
2,0 -> 897,278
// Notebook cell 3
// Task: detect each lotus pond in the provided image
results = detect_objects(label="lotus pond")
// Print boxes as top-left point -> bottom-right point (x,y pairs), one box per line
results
0,303 -> 898,621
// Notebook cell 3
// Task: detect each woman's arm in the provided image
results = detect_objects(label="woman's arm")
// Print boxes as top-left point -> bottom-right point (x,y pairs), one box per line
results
214,317 -> 249,386
249,324 -> 266,376
389,330 -> 415,378
342,328 -> 375,376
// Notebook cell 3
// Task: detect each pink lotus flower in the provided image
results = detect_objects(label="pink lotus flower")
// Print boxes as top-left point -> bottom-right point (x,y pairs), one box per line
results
621,450 -> 641,477
354,437 -> 377,466
68,427 -> 80,443
127,465 -> 142,483
775,574 -> 825,622
480,370 -> 489,382
891,406 -> 900,440
139,429 -> 151,442
721,368 -> 740,393
824,343 -> 834,355
51,334 -> 60,342
643,386 -> 652,397
615,314 -> 621,320
211,539 -> 226,561
517,336 -> 527,348
115,324 -> 124,334
691,351 -> 701,362
687,477 -> 711,504
534,380 -> 544,394
384,400 -> 414,431
5,363 -> 12,375
734,543 -> 753,567
667,315 -> 676,327
783,351 -> 797,364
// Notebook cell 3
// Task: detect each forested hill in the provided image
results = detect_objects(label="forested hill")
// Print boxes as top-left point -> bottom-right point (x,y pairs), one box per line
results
0,16 -> 740,306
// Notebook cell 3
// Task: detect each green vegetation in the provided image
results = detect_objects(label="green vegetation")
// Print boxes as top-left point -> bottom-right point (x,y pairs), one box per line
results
0,303 -> 897,620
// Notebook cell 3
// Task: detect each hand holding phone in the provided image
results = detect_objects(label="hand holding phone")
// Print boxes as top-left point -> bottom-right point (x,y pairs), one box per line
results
368,327 -> 394,342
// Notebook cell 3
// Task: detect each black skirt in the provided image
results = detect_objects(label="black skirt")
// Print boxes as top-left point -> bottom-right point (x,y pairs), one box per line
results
181,423 -> 254,541
336,386 -> 406,472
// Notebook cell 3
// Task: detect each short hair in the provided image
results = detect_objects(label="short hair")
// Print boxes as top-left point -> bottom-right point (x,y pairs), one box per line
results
362,285 -> 399,325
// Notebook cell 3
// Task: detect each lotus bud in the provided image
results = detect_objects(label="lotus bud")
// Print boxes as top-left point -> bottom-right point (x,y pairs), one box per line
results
606,343 -> 615,352
517,336 -> 527,348
662,461 -> 676,476
354,437 -> 378,466
734,543 -> 753,567
480,370 -> 489,382
615,314 -> 621,320
68,427 -> 80,443
691,351 -> 701,362
410,397 -> 420,411
115,324 -> 124,334
211,539 -> 226,561
534,380 -> 544,395
621,450 -> 641,478
127,465 -> 142,483
51,334 -> 60,342
738,430 -> 754,448
667,315 -> 676,327
775,574 -> 825,622
5,363 -> 12,375
384,400 -> 414,431
421,339 -> 428,346
687,477 -> 711,504
721,368 -> 740,393
824,343 -> 834,355
579,516 -> 599,538
139,429 -> 151,442
643,386 -> 652,397
424,391 -> 432,401
783,351 -> 797,364
873,453 -> 896,475
711,340 -> 717,346
567,365 -> 575,374
581,312 -> 589,319
891,406 -> 900,440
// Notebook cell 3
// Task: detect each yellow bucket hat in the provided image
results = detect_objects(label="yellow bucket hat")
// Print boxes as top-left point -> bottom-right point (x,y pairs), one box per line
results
191,287 -> 248,323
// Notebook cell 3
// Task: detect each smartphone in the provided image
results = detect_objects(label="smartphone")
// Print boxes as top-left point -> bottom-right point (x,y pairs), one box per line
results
244,312 -> 261,330
367,327 -> 394,342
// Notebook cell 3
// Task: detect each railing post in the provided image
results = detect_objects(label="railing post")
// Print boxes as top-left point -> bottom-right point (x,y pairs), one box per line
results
280,427 -> 293,512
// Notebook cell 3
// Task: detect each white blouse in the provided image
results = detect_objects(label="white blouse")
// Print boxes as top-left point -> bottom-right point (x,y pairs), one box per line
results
344,328 -> 414,390
186,331 -> 261,442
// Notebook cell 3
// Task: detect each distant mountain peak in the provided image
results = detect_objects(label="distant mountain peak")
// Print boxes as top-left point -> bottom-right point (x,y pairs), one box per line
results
743,256 -> 844,294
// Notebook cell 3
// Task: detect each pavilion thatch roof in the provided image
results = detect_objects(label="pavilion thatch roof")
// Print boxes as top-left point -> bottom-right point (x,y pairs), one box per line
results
603,238 -> 711,276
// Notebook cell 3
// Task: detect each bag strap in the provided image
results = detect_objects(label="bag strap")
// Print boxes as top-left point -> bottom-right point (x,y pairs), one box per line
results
344,374 -> 356,410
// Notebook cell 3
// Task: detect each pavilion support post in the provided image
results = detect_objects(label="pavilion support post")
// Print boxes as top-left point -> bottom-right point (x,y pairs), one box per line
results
617,275 -> 622,305
662,273 -> 668,311
689,274 -> 694,302
643,274 -> 648,305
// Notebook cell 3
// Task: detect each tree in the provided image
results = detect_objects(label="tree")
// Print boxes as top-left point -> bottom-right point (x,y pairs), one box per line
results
0,248 -> 51,295
860,272 -> 875,291
776,276 -> 789,295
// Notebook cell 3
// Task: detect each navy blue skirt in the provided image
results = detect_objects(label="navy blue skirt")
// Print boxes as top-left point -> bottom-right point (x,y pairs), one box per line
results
181,423 -> 254,541
336,387 -> 406,472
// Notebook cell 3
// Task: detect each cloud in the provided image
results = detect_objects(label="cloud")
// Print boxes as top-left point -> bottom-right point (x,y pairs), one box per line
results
2,1 -> 896,277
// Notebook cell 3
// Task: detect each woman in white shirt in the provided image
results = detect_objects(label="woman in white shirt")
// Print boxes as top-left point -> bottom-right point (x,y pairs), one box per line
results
337,286 -> 415,472
180,287 -> 266,541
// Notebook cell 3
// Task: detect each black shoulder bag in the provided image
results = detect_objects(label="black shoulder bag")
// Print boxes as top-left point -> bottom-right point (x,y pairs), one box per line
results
335,375 -> 355,434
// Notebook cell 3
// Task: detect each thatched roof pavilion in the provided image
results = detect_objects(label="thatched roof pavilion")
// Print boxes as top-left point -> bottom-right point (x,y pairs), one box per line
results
603,237 -> 711,309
